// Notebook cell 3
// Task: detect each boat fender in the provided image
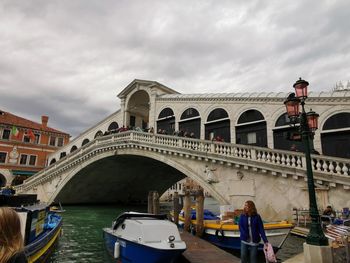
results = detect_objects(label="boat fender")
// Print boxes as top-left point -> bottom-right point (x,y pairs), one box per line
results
215,229 -> 225,240
114,241 -> 120,258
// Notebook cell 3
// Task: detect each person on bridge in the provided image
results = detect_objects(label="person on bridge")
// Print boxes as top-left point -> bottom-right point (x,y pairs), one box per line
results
239,200 -> 268,263
0,207 -> 28,263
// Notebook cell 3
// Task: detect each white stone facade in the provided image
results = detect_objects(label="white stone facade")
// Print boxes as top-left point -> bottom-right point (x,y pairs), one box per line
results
48,79 -> 350,163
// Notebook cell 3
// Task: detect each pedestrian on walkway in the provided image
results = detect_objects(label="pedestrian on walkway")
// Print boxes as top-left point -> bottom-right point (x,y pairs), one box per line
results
239,200 -> 268,263
0,207 -> 28,263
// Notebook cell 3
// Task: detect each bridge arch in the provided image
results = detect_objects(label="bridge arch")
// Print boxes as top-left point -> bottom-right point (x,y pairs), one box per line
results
107,122 -> 119,131
126,90 -> 150,129
94,130 -> 103,139
60,152 -> 67,159
49,148 -> 229,205
82,138 -> 90,146
70,145 -> 78,153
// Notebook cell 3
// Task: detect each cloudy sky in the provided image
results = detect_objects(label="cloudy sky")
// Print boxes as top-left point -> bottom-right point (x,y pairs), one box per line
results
0,0 -> 349,137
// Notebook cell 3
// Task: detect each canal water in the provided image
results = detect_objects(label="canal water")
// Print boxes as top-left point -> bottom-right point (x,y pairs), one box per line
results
48,203 -> 304,263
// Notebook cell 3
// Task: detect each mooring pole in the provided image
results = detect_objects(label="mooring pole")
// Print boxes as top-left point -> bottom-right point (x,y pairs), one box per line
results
153,191 -> 160,214
148,191 -> 154,214
183,190 -> 191,232
173,191 -> 180,226
195,188 -> 204,237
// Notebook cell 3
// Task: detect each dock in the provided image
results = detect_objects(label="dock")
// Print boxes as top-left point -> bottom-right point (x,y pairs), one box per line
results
179,231 -> 240,263
290,226 -> 309,237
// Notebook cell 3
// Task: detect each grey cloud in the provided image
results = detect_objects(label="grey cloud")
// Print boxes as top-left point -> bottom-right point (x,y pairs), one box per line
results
0,0 -> 349,136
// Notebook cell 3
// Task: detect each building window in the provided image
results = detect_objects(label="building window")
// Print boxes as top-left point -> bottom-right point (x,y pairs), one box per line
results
20,154 -> 28,165
57,137 -> 64,147
34,134 -> 40,144
49,136 -> 56,146
29,155 -> 37,166
23,135 -> 30,143
247,132 -> 257,144
0,152 -> 7,163
2,129 -> 11,140
19,154 -> 37,166
130,115 -> 136,127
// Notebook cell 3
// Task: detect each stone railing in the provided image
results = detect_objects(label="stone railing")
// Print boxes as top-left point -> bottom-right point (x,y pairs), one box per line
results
15,131 -> 350,192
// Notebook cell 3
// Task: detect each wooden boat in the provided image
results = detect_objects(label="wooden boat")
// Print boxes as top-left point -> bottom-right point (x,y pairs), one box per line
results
175,211 -> 292,251
103,212 -> 186,263
1,193 -> 63,263
50,202 -> 65,213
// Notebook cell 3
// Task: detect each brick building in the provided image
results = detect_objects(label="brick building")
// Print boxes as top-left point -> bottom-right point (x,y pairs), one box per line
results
0,109 -> 70,186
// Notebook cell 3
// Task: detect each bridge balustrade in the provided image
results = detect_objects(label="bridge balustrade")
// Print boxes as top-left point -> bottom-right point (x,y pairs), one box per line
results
15,131 -> 350,193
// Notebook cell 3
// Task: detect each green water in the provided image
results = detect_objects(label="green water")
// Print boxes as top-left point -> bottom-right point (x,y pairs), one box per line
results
48,204 -> 304,262
49,205 -> 147,263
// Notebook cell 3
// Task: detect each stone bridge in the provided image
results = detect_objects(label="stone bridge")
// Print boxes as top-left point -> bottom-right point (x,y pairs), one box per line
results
15,131 -> 350,220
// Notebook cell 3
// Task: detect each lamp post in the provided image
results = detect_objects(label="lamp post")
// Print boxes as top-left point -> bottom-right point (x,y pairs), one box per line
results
284,78 -> 328,246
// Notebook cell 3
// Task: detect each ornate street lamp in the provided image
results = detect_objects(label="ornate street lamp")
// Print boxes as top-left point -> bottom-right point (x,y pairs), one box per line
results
284,78 -> 328,246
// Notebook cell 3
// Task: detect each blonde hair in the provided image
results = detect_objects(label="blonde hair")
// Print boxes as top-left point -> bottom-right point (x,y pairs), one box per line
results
0,207 -> 24,263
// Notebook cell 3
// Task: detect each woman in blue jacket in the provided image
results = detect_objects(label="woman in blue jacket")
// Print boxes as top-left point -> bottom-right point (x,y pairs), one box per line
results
239,200 -> 268,263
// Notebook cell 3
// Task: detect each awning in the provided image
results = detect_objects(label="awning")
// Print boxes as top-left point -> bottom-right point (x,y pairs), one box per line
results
12,170 -> 37,176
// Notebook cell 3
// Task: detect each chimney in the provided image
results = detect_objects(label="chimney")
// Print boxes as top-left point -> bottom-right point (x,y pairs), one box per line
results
41,115 -> 49,128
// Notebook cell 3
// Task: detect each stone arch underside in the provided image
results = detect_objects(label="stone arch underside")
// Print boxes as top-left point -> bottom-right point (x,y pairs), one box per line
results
51,152 -> 228,205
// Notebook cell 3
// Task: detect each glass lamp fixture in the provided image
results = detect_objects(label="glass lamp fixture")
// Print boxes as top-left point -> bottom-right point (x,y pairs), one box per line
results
284,96 -> 300,118
306,110 -> 319,132
293,78 -> 309,99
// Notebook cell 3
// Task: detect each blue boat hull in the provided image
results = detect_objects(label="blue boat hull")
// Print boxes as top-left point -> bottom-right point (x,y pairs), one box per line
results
25,214 -> 63,262
103,229 -> 185,263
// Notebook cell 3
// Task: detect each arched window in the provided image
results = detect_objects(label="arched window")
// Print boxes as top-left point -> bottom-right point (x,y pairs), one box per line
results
180,108 -> 200,120
205,108 -> 230,142
236,109 -> 267,147
157,108 -> 175,135
275,113 -> 292,127
59,152 -> 66,159
207,108 -> 228,122
323,113 -> 350,130
321,112 -> 350,158
237,110 -> 264,124
158,108 -> 174,119
94,130 -> 103,138
82,138 -> 90,146
70,145 -> 78,153
179,108 -> 201,138
273,113 -> 302,151
108,122 -> 119,131
50,158 -> 56,165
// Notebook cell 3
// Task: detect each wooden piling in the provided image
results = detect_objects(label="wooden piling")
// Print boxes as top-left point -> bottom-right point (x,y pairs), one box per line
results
173,191 -> 180,226
147,191 -> 154,214
152,191 -> 160,214
195,188 -> 204,237
183,190 -> 191,232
